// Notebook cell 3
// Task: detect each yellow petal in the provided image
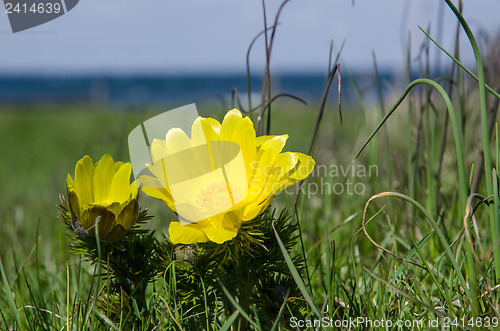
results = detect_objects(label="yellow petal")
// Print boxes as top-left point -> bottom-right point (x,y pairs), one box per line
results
104,201 -> 123,218
259,152 -> 299,197
272,152 -> 299,178
66,183 -> 81,219
113,161 -> 124,173
191,117 -> 221,146
115,198 -> 138,230
271,153 -> 316,193
66,173 -> 75,189
149,138 -> 168,163
93,154 -> 115,203
81,205 -> 116,236
203,212 -> 240,243
74,155 -> 95,206
257,134 -> 288,179
139,174 -> 176,210
139,171 -> 167,191
168,221 -> 210,244
165,142 -> 214,186
220,109 -> 242,141
102,225 -> 127,243
108,162 -> 132,202
243,194 -> 273,221
231,117 -> 257,182
288,153 -> 315,180
247,135 -> 288,202
165,128 -> 192,155
256,135 -> 275,148
144,161 -> 169,189
129,181 -> 140,199
259,134 -> 288,156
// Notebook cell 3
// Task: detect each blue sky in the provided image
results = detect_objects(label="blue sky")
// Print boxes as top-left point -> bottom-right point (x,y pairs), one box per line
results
1,0 -> 499,74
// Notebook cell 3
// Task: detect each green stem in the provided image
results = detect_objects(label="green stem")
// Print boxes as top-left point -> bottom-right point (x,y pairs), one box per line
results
444,0 -> 499,289
356,76 -> 479,315
364,192 -> 473,311
133,281 -> 148,314
237,258 -> 253,331
357,78 -> 467,209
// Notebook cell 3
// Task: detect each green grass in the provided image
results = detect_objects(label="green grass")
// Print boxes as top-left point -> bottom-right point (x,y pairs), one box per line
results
2,1 -> 500,329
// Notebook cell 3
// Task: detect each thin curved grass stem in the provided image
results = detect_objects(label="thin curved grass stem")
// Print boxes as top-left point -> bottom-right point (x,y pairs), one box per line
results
356,78 -> 467,209
419,27 -> 500,100
363,192 -> 469,302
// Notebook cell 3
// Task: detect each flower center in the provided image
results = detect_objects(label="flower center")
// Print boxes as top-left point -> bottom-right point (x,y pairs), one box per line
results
196,180 -> 240,210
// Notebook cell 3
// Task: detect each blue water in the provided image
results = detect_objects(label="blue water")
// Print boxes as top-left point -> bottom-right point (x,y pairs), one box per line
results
0,71 -> 399,107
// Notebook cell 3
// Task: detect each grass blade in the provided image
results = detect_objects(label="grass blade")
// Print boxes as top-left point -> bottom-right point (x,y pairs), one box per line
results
356,78 -> 467,210
443,0 -> 499,291
0,255 -> 21,329
272,223 -> 321,319
270,289 -> 290,331
217,279 -> 260,330
362,267 -> 445,320
219,311 -> 240,331
362,192 -> 471,303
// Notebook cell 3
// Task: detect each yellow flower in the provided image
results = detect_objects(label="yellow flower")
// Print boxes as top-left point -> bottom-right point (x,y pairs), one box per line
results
66,154 -> 139,243
140,109 -> 315,244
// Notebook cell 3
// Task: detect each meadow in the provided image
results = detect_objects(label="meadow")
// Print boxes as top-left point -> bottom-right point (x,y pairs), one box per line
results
2,0 -> 500,330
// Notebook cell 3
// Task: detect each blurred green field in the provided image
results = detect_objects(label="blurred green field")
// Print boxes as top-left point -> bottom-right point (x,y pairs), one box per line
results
0,103 -> 329,257
0,102 -> 366,247
0,98 -> 447,329
1,72 -> 498,329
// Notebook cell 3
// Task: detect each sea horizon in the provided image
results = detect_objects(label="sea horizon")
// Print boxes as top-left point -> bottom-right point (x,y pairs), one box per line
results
0,69 -> 418,108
